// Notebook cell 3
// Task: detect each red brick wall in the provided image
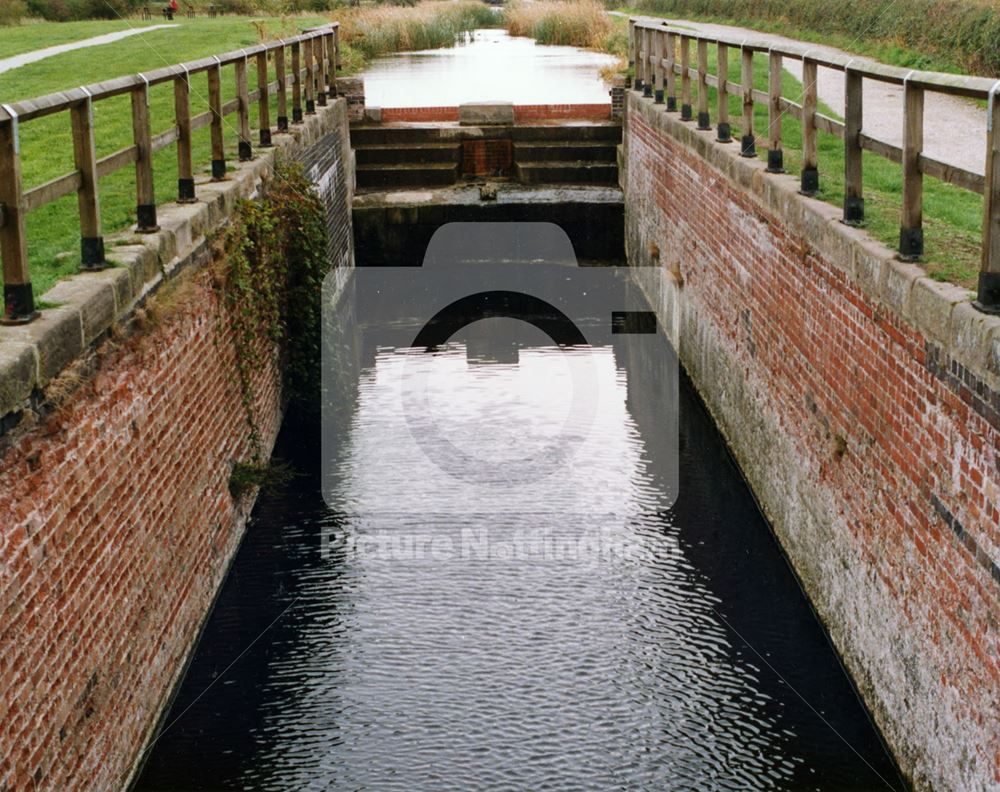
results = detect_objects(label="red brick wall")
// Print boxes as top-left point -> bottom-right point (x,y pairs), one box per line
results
0,273 -> 283,790
624,96 -> 999,790
377,103 -> 610,123
461,139 -> 513,178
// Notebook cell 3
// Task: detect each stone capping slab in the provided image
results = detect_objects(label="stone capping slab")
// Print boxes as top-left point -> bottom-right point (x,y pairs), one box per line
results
459,101 -> 515,126
0,98 -> 350,422
626,91 -> 1000,393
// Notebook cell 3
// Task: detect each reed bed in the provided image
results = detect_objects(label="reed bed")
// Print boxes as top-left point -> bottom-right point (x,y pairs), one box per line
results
633,0 -> 1000,76
338,1 -> 499,61
504,0 -> 616,50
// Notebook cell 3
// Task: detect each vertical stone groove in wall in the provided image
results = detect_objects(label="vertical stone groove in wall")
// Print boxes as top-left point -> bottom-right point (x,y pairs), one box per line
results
0,101 -> 354,791
622,92 -> 999,791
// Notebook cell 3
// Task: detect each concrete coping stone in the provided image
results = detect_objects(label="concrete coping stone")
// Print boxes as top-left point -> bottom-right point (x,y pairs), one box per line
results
0,98 -> 349,421
626,90 -> 1000,393
459,101 -> 515,126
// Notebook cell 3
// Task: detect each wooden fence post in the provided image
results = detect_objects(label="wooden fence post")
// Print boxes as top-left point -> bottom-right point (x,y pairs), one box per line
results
767,50 -> 784,172
208,58 -> 226,179
899,78 -> 924,260
256,50 -> 272,146
800,56 -> 819,194
235,53 -> 252,161
642,28 -> 653,99
315,34 -> 328,107
131,79 -> 158,232
0,108 -> 36,323
653,29 -> 664,104
629,20 -> 640,90
291,41 -> 303,123
174,68 -> 196,202
843,65 -> 864,224
697,38 -> 710,130
976,86 -> 1000,313
275,42 -> 289,132
326,29 -> 337,98
665,31 -> 676,111
304,36 -> 316,114
680,36 -> 692,120
70,91 -> 106,270
740,46 -> 755,157
716,43 -> 731,142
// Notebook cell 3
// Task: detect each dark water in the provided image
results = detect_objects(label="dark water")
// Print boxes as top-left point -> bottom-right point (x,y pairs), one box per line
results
135,268 -> 904,792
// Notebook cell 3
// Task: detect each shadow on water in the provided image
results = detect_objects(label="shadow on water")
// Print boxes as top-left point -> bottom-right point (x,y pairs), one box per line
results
134,265 -> 907,791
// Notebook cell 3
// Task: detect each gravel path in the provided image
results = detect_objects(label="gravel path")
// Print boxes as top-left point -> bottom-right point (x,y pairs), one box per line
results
0,25 -> 179,76
647,18 -> 991,176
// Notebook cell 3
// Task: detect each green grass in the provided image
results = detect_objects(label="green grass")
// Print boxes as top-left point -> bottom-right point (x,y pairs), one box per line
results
0,16 -> 333,296
0,19 -> 161,60
628,34 -> 984,288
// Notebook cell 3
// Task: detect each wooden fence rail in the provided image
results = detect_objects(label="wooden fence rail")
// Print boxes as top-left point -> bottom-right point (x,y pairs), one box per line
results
0,23 -> 340,324
628,17 -> 1000,315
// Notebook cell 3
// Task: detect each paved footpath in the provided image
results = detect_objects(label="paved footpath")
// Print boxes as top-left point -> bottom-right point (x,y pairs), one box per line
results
0,25 -> 179,76
643,18 -> 990,176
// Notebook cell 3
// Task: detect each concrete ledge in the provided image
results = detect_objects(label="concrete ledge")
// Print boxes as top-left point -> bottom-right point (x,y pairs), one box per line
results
626,90 -> 1000,393
460,101 -> 515,126
0,98 -> 350,422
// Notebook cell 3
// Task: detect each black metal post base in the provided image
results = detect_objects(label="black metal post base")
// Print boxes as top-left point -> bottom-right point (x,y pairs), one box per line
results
666,96 -> 677,112
305,99 -> 316,115
680,104 -> 692,121
800,167 -> 819,196
843,196 -> 865,226
81,236 -> 106,271
178,178 -> 197,204
2,283 -> 38,325
716,122 -> 731,143
259,128 -> 273,147
238,140 -> 252,162
136,204 -> 159,233
643,83 -> 653,98
740,135 -> 756,158
211,159 -> 227,181
277,115 -> 289,132
654,89 -> 664,104
634,79 -> 643,91
317,92 -> 327,107
697,112 -> 711,131
766,148 -> 784,173
898,227 -> 924,261
292,107 -> 303,123
327,88 -> 337,99
973,271 -> 1000,314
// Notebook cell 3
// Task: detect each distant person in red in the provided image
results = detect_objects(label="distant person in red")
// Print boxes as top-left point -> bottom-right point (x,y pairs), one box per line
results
166,0 -> 177,19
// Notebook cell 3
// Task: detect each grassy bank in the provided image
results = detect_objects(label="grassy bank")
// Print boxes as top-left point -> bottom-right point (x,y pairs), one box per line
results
644,45 -> 983,287
0,2 -> 497,296
627,0 -> 1000,77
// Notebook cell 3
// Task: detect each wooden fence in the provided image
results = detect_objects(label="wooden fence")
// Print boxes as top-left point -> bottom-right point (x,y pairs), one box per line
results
629,17 -> 1000,316
0,23 -> 340,324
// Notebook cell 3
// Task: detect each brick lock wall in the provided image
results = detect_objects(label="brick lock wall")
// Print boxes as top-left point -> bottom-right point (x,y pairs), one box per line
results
624,94 -> 999,790
0,103 -> 354,791
0,276 -> 282,791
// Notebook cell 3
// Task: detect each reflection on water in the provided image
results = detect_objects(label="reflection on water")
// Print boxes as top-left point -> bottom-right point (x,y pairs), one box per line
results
135,273 -> 904,791
360,29 -> 619,108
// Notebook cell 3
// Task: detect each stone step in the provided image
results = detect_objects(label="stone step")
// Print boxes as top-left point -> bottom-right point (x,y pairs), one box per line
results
350,122 -> 622,146
356,162 -> 459,189
514,161 -> 619,185
513,141 -> 618,162
354,142 -> 462,165
509,123 -> 622,143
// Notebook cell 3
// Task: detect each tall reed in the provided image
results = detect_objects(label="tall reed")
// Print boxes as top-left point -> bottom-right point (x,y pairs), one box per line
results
504,0 -> 615,50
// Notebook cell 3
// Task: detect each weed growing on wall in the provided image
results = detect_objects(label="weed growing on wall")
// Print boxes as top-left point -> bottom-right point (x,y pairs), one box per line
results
219,159 -> 329,469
